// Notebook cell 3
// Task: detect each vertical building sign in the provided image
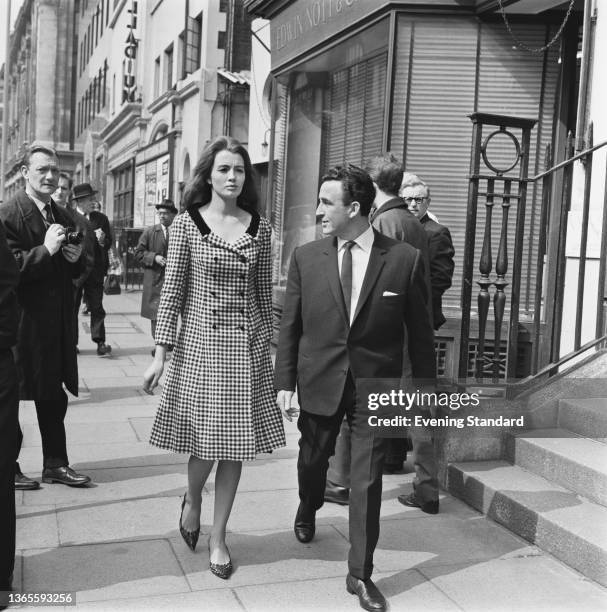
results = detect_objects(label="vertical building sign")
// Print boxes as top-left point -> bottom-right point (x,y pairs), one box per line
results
123,0 -> 138,103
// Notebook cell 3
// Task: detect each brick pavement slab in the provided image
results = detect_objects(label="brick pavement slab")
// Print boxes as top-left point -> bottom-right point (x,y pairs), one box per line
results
55,496 -> 187,546
21,540 -> 189,603
74,589 -> 243,611
20,422 -> 139,448
419,556 -> 607,611
20,466 -> 190,508
170,525 -> 350,591
16,505 -> 59,550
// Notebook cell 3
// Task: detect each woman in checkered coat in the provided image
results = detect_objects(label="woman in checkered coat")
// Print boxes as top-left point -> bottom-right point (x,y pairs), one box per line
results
143,137 -> 285,578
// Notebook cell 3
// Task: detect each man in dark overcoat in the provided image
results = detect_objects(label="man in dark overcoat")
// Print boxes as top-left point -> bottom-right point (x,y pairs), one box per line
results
0,144 -> 91,488
134,199 -> 177,351
400,173 -> 455,330
0,218 -> 19,604
275,164 -> 436,612
72,183 -> 112,357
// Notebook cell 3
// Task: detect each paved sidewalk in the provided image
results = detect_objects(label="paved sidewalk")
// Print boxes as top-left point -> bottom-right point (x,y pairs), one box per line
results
13,290 -> 607,611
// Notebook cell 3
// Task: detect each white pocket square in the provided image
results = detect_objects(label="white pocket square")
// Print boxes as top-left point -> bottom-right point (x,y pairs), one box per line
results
383,290 -> 400,296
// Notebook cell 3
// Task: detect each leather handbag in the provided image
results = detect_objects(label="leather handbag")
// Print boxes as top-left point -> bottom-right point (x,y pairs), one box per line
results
103,274 -> 121,295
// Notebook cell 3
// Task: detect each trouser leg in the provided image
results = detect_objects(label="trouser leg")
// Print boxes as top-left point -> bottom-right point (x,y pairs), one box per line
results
346,383 -> 386,580
296,408 -> 344,512
411,430 -> 438,502
326,417 -> 351,488
34,389 -> 69,469
85,277 -> 106,344
0,350 -> 19,593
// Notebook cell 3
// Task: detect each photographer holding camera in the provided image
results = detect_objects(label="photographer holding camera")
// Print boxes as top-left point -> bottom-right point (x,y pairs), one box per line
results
0,144 -> 92,489
72,183 -> 112,357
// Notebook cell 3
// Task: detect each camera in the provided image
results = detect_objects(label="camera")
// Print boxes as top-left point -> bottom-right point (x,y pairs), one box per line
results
64,227 -> 84,245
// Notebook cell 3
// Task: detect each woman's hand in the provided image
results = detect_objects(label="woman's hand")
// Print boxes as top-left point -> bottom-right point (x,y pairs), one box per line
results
143,349 -> 166,394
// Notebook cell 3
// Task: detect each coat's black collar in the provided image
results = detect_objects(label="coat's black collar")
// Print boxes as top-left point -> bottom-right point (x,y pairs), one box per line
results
186,203 -> 260,238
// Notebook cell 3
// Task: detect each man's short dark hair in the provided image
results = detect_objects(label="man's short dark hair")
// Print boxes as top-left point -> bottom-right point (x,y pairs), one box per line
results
21,144 -> 58,168
59,172 -> 73,189
320,164 -> 375,217
364,153 -> 403,197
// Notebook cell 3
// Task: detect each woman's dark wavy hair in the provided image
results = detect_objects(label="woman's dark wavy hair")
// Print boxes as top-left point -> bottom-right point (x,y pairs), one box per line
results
182,136 -> 259,211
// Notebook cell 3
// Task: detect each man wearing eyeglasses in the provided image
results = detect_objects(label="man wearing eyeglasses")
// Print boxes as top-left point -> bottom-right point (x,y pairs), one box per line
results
400,173 -> 455,331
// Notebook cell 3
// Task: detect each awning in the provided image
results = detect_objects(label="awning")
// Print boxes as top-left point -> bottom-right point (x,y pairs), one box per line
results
217,68 -> 251,86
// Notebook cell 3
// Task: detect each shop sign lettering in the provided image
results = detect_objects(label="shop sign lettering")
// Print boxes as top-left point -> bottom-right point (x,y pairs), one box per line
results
122,0 -> 138,103
273,0 -> 359,52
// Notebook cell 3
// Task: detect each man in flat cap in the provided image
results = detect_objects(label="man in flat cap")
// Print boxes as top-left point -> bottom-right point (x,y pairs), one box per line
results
72,183 -> 112,357
134,199 -> 178,354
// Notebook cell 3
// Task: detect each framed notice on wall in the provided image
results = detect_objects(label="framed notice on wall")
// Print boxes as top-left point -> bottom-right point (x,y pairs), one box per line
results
133,165 -> 145,227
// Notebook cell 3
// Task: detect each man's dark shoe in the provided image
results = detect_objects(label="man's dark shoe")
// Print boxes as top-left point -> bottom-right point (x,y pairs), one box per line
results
324,480 -> 349,505
96,342 -> 112,357
15,470 -> 40,491
42,466 -> 91,487
398,492 -> 439,514
294,502 -> 315,543
346,574 -> 387,612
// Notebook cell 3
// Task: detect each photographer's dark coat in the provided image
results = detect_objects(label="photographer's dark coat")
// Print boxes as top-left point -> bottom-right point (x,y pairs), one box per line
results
0,190 -> 82,399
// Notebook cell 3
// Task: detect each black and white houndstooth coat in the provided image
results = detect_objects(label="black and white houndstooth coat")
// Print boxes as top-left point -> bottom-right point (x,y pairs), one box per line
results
149,205 -> 286,461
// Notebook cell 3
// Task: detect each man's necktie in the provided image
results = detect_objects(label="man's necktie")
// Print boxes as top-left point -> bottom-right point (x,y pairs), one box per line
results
340,241 -> 355,319
42,204 -> 52,225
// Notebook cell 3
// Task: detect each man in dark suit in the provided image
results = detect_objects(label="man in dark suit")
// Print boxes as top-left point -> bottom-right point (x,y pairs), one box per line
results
400,173 -> 455,331
393,173 -> 455,514
0,144 -> 91,488
53,173 -> 95,347
0,219 -> 19,606
134,199 -> 177,354
275,164 -> 436,612
72,183 -> 112,357
324,154 -> 433,505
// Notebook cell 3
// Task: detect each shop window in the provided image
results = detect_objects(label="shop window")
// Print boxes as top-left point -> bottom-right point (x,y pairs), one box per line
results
217,31 -> 226,50
273,18 -> 389,289
164,44 -> 174,91
113,163 -> 134,228
154,56 -> 160,98
185,13 -> 202,75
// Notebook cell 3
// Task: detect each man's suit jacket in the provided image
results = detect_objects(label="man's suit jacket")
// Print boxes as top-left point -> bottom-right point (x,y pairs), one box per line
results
419,214 -> 455,330
87,210 -> 112,279
134,224 -> 169,320
0,190 -> 82,399
370,197 -> 432,312
274,230 -> 436,417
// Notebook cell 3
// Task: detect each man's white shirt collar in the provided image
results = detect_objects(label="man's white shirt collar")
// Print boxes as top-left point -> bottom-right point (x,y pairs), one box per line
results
26,189 -> 51,214
337,225 -> 374,253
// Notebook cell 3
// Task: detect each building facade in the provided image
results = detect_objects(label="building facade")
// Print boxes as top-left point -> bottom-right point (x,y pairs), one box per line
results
246,0 -> 585,382
2,0 -> 253,245
3,0 -> 80,201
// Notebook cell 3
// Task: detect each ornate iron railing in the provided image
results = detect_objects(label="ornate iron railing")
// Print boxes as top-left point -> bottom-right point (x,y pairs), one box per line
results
458,112 -> 607,396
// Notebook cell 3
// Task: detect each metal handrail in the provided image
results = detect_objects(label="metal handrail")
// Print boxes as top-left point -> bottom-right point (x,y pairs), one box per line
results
532,137 -> 607,181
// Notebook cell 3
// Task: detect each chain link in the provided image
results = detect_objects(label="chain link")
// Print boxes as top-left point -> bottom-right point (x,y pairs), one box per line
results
497,0 -> 576,55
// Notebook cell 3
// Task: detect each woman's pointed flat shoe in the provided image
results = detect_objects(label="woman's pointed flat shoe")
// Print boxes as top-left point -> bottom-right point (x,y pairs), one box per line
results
208,542 -> 233,579
179,493 -> 200,552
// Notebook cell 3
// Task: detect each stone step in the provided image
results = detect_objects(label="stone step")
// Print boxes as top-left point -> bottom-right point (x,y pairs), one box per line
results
506,428 -> 607,507
448,460 -> 607,587
558,398 -> 607,443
